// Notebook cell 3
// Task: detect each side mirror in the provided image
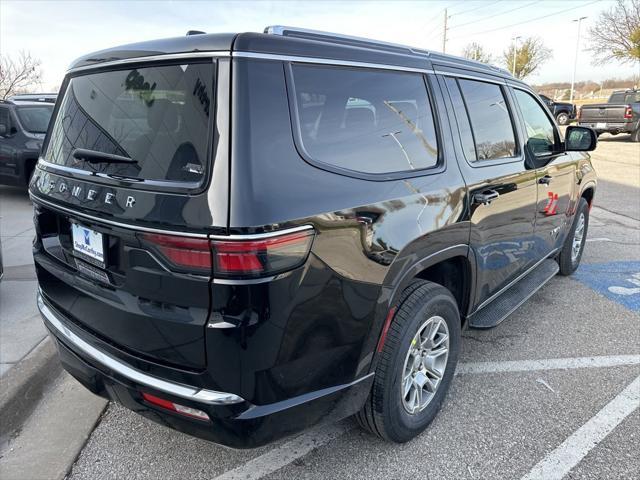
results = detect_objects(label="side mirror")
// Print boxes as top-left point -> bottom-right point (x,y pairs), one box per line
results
565,126 -> 597,152
0,124 -> 6,136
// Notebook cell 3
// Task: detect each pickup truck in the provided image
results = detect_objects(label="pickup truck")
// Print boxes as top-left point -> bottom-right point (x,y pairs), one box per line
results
539,94 -> 576,125
578,89 -> 640,142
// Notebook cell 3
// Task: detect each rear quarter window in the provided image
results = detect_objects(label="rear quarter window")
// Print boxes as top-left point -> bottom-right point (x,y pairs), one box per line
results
288,64 -> 439,176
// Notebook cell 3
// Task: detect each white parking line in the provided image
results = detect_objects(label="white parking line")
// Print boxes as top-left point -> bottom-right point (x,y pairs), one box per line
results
521,375 -> 640,480
212,354 -> 640,480
214,422 -> 352,480
585,237 -> 612,243
456,355 -> 640,375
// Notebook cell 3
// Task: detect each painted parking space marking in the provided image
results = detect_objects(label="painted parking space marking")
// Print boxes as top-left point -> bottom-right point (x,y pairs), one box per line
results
214,423 -> 352,480
212,355 -> 640,480
573,261 -> 640,311
456,355 -> 640,375
521,375 -> 640,480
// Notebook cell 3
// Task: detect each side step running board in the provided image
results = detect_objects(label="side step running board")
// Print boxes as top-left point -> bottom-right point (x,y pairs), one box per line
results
468,259 -> 560,329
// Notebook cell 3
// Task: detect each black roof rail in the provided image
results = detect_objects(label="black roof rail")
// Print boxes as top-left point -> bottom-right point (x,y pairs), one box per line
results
264,25 -> 430,57
186,30 -> 206,36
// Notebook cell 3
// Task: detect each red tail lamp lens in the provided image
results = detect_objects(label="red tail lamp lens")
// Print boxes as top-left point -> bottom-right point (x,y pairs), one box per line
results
624,105 -> 633,119
141,233 -> 211,271
211,229 -> 314,277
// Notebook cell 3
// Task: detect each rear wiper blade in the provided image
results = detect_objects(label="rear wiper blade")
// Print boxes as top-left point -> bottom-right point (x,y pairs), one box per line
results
72,148 -> 137,164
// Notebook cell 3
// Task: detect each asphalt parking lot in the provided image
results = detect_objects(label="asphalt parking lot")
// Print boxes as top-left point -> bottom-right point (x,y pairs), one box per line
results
1,133 -> 639,480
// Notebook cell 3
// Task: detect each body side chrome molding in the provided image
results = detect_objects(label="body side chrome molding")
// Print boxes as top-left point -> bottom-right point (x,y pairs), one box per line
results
67,51 -> 230,74
30,194 -> 209,238
38,292 -> 245,405
31,193 -> 314,243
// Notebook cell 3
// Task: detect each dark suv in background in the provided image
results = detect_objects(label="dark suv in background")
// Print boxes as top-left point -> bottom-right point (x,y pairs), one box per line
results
31,27 -> 597,448
1,98 -> 55,186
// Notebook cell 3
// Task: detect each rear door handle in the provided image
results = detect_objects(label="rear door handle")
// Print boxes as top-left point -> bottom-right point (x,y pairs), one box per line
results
538,175 -> 553,185
473,189 -> 500,205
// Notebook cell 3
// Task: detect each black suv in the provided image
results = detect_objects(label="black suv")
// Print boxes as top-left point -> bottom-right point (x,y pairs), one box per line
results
1,99 -> 55,186
31,27 -> 597,448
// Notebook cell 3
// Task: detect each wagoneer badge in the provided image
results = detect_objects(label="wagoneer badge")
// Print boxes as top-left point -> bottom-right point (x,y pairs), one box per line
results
35,172 -> 136,208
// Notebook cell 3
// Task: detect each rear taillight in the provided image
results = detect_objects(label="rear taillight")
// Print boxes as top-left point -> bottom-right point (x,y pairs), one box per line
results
139,227 -> 315,278
577,106 -> 582,121
142,392 -> 210,421
211,228 -> 315,278
624,105 -> 633,119
140,233 -> 211,272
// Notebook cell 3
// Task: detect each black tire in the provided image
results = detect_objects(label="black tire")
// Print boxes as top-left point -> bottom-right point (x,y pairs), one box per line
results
356,281 -> 461,443
630,128 -> 640,143
557,197 -> 589,276
556,112 -> 570,126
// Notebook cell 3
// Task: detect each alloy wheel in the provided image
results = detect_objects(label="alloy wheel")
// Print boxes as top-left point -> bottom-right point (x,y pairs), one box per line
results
571,212 -> 585,263
401,315 -> 450,414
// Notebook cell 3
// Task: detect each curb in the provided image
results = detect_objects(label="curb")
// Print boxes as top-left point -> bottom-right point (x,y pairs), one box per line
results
0,336 -> 61,442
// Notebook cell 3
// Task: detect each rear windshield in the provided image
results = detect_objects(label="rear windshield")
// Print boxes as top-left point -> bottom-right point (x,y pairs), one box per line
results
43,62 -> 214,184
16,105 -> 54,134
609,92 -> 640,104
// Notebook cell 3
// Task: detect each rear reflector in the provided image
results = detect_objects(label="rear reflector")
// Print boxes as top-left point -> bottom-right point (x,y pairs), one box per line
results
376,306 -> 398,353
211,229 -> 314,278
140,233 -> 211,272
142,392 -> 210,421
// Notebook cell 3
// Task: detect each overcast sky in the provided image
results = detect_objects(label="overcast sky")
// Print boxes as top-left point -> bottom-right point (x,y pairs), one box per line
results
2,0 -> 639,91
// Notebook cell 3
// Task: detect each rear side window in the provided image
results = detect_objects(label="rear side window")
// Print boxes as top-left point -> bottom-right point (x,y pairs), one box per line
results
0,106 -> 13,132
289,64 -> 439,175
44,62 -> 214,184
457,79 -> 516,161
444,77 -> 477,162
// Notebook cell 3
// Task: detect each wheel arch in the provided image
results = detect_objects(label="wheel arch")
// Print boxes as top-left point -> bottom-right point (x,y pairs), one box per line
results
362,244 -> 475,376
580,183 -> 596,208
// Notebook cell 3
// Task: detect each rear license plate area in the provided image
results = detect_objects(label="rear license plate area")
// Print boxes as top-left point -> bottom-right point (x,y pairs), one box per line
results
71,223 -> 106,268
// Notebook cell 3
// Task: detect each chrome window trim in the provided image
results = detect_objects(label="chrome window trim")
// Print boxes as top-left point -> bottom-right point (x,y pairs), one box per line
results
67,51 -> 230,74
433,69 -> 506,85
37,159 -> 201,190
38,292 -> 245,405
233,51 -> 434,74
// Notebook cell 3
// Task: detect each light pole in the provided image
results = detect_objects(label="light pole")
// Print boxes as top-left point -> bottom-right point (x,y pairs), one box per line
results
511,36 -> 521,77
570,16 -> 587,103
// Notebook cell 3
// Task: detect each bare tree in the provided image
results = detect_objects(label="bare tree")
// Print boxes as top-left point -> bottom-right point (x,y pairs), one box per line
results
587,0 -> 640,65
462,42 -> 492,64
0,51 -> 42,100
502,37 -> 552,80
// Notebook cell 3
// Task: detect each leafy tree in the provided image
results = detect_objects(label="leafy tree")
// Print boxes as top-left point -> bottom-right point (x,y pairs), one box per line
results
0,51 -> 42,100
462,42 -> 492,63
502,37 -> 552,80
588,0 -> 640,65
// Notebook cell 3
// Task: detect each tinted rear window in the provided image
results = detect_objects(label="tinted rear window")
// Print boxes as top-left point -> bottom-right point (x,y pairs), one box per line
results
44,62 -> 214,184
290,64 -> 439,175
457,79 -> 516,161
